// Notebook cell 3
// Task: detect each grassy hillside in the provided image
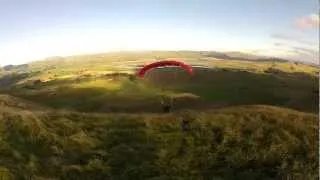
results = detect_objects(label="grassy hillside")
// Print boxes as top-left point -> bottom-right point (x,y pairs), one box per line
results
0,51 -> 318,179
3,66 -> 318,114
0,105 -> 318,180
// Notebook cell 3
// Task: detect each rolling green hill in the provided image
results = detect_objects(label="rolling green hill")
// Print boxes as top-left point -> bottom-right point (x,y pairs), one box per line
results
2,66 -> 318,114
0,51 -> 318,179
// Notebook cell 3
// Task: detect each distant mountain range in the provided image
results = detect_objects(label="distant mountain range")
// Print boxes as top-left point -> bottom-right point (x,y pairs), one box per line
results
199,51 -> 318,67
2,64 -> 29,71
1,51 -> 318,69
200,51 -> 289,62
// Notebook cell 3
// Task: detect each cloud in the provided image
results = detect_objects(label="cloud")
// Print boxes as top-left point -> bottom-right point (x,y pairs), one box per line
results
286,47 -> 318,64
291,46 -> 318,55
255,48 -> 298,57
290,53 -> 318,64
271,33 -> 298,40
273,42 -> 284,47
267,13 -> 319,64
254,41 -> 318,64
273,41 -> 318,53
271,41 -> 319,62
276,51 -> 317,64
271,33 -> 316,46
294,13 -> 319,29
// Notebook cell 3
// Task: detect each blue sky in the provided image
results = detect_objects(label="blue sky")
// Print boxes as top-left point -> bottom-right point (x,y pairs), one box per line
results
0,0 -> 318,65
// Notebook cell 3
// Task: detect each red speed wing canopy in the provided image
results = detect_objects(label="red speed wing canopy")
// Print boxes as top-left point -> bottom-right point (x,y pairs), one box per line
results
137,60 -> 194,78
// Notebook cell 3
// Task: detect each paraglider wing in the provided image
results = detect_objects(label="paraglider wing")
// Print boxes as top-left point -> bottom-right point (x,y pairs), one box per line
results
137,60 -> 193,78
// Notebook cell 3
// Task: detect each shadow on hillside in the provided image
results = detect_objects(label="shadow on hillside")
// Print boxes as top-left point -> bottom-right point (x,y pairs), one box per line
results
10,67 -> 319,113
0,73 -> 29,87
0,71 -> 44,92
146,67 -> 318,113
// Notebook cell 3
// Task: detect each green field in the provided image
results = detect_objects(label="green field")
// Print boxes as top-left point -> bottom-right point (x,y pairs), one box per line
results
0,51 -> 318,179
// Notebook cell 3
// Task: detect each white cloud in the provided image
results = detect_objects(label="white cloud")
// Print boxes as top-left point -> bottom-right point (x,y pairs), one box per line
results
269,40 -> 319,64
271,33 -> 316,46
294,13 -> 319,29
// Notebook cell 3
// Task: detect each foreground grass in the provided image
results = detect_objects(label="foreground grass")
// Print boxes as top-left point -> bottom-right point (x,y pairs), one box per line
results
0,105 -> 317,180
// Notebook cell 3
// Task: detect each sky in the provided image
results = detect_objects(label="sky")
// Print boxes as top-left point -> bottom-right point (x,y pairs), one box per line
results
0,0 -> 318,65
